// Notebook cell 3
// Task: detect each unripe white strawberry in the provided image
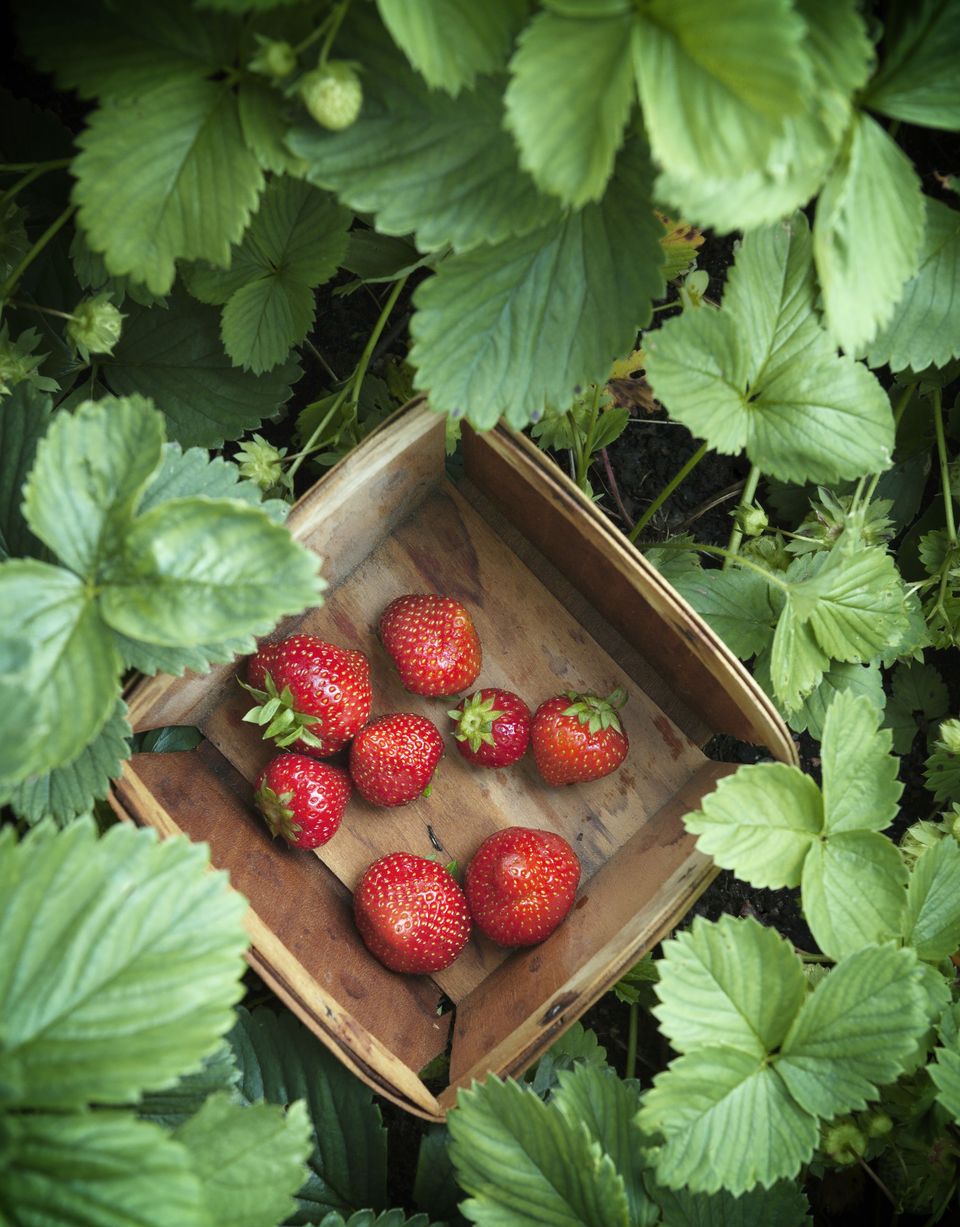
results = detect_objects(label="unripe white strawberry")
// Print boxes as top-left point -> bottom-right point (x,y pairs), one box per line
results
299,62 -> 362,131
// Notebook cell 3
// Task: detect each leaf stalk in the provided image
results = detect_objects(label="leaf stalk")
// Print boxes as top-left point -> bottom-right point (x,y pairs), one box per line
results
628,440 -> 709,543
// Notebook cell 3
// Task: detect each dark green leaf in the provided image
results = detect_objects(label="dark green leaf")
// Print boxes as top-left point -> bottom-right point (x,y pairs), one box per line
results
866,0 -> 960,129
0,381 -> 53,560
652,1180 -> 811,1227
884,661 -> 949,754
139,1043 -> 240,1127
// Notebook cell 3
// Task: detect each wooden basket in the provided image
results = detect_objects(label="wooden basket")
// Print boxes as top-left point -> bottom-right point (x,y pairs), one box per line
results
115,401 -> 795,1121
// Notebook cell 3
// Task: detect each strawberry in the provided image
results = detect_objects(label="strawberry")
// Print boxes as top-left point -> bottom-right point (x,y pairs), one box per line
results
241,634 -> 372,756
379,594 -> 481,697
531,688 -> 628,786
349,713 -> 444,807
354,852 -> 471,974
253,753 -> 351,849
448,688 -> 530,769
464,827 -> 580,947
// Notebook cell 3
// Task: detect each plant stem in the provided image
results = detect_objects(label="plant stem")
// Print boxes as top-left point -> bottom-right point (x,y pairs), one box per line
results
625,1001 -> 639,1081
648,539 -> 792,591
318,0 -> 351,65
601,447 -> 631,524
628,441 -> 708,543
303,335 -> 339,382
933,386 -> 957,547
0,159 -> 72,173
0,159 -> 72,213
724,462 -> 761,568
575,383 -> 603,490
650,300 -> 679,314
8,298 -> 75,321
0,203 -> 76,302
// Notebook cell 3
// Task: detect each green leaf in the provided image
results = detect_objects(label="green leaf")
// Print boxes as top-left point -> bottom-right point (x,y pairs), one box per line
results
813,110 -> 925,353
22,395 -> 164,576
652,915 -> 805,1058
99,498 -> 322,647
865,0 -> 960,129
684,763 -> 822,889
639,1048 -> 817,1195
821,691 -> 902,835
409,140 -> 664,428
778,945 -> 928,1119
0,1111 -> 207,1227
672,567 -> 778,660
230,1005 -> 388,1222
866,198 -> 960,373
413,1126 -> 460,1225
768,606 -> 830,713
237,79 -> 306,177
9,697 -> 131,827
0,560 -> 121,785
926,719 -> 960,805
0,820 -> 248,1108
139,1043 -> 240,1128
884,660 -> 949,754
174,1094 -> 312,1227
903,838 -> 960,961
801,833 -> 907,959
633,0 -> 810,180
930,1046 -> 960,1124
139,442 -> 288,524
70,227 -> 168,309
784,661 -> 884,741
652,1180 -> 811,1227
504,8 -> 636,207
0,381 -> 53,560
100,292 -> 301,447
377,0 -> 527,95
449,1075 -> 630,1227
316,1214 -> 432,1227
644,212 -> 894,485
73,79 -> 264,295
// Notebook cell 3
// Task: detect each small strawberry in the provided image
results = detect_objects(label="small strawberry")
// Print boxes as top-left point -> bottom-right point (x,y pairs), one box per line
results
531,688 -> 628,786
253,753 -> 351,849
448,688 -> 531,769
241,634 -> 372,756
379,594 -> 481,697
354,852 -> 471,974
465,827 -> 580,947
349,713 -> 444,807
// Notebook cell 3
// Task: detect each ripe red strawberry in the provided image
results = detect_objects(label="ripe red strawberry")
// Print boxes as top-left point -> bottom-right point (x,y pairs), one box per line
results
531,688 -> 628,786
354,852 -> 471,974
253,753 -> 351,848
448,688 -> 531,769
379,594 -> 481,696
349,713 -> 444,806
465,827 -> 580,947
241,634 -> 372,756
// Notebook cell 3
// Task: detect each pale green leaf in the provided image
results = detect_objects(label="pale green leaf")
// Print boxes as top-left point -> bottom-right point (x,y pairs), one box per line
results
317,1214 -> 431,1227
0,1112 -> 206,1227
653,1181 -> 811,1227
684,763 -> 822,889
0,820 -> 248,1108
449,1076 -> 630,1227
73,79 -> 264,295
0,381 -> 53,560
671,567 -> 778,660
926,719 -> 960,804
768,605 -> 830,714
174,1094 -> 312,1227
341,231 -> 422,282
865,0 -> 960,129
640,1048 -> 817,1195
22,395 -> 164,576
778,945 -> 927,1118
903,838 -> 960,961
139,1043 -> 240,1128
930,1046 -> 960,1124
820,691 -> 901,834
230,1005 -> 388,1222
633,0 -> 809,180
801,834 -> 907,960
813,110 -> 925,353
377,0 -> 527,95
99,498 -> 322,647
139,443 -> 288,524
100,292 -> 301,447
784,662 -> 884,741
884,660 -> 949,754
866,198 -> 960,373
410,141 -> 664,428
504,8 -> 636,207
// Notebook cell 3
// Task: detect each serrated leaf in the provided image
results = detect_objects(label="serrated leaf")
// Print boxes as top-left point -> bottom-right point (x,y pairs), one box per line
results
139,1043 -> 240,1128
684,763 -> 822,889
1,1112 -> 207,1227
813,110 -> 925,353
778,945 -> 927,1118
0,381 -> 53,560
865,0 -> 960,129
639,1047 -> 817,1195
903,838 -> 960,961
930,1046 -> 960,1123
884,661 -> 949,754
237,79 -> 306,177
672,567 -> 778,660
100,292 -> 301,447
784,661 -> 884,741
652,1180 -> 811,1227
821,691 -> 902,835
633,0 -> 809,181
377,0 -> 527,95
9,697 -> 131,826
22,395 -> 164,576
505,8 -> 635,208
73,79 -> 264,295
449,1076 -> 630,1227
70,227 -> 168,308
768,606 -> 830,713
653,915 -> 804,1059
645,212 -> 894,485
174,1094 -> 312,1227
317,1214 -> 432,1227
926,719 -> 960,804
0,820 -> 248,1108
410,140 -> 664,428
801,833 -> 907,959
139,442 -> 288,524
866,198 -> 960,373
230,1005 -> 387,1222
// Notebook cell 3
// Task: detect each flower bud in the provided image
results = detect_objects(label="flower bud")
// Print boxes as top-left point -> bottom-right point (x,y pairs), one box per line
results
67,295 -> 125,361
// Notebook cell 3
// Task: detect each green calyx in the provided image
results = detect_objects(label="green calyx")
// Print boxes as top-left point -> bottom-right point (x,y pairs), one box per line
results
239,671 -> 323,749
448,692 -> 506,753
561,687 -> 627,736
254,781 -> 300,843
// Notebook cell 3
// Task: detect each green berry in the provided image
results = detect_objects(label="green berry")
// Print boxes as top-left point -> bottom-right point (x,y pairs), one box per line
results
235,433 -> 287,493
735,502 -> 768,538
67,295 -> 125,361
822,1119 -> 867,1164
863,1111 -> 893,1139
249,37 -> 297,81
300,62 -> 363,131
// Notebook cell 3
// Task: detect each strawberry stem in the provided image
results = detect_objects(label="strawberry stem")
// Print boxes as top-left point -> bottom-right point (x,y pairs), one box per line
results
239,672 -> 324,749
561,687 -> 628,736
448,692 -> 506,753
